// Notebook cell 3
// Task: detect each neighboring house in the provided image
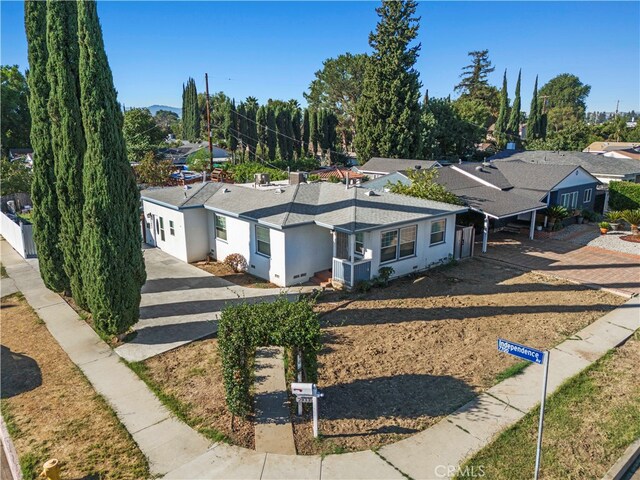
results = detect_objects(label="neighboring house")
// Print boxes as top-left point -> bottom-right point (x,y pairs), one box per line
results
158,143 -> 229,167
141,181 -> 466,288
583,141 -> 639,153
489,150 -> 640,184
356,157 -> 441,179
8,148 -> 33,168
309,166 -> 365,184
602,148 -> 640,161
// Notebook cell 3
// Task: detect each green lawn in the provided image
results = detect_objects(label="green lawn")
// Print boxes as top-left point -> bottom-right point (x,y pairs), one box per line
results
458,336 -> 640,480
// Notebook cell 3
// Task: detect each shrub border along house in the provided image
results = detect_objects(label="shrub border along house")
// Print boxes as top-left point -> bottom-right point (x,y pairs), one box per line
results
609,181 -> 640,211
218,296 -> 321,420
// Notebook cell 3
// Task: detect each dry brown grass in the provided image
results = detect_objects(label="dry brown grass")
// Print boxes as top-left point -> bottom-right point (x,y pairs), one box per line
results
0,295 -> 148,479
193,260 -> 278,288
142,336 -> 254,449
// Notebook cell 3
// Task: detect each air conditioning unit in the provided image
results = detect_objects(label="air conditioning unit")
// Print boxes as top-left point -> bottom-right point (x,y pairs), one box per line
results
254,173 -> 270,186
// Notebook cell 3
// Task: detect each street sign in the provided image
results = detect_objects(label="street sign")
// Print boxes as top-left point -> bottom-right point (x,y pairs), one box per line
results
497,338 -> 550,480
497,338 -> 545,364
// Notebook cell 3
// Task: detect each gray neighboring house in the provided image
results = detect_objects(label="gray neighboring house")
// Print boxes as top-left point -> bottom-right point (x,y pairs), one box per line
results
356,157 -> 441,178
141,181 -> 467,289
489,150 -> 640,184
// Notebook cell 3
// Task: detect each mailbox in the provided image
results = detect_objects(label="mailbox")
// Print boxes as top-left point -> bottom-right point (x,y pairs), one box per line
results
291,382 -> 314,396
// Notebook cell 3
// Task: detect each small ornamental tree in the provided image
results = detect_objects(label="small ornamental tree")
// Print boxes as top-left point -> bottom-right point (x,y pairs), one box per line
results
218,297 -> 321,419
388,168 -> 464,206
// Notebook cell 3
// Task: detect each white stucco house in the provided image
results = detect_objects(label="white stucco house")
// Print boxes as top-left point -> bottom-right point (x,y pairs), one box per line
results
141,181 -> 467,289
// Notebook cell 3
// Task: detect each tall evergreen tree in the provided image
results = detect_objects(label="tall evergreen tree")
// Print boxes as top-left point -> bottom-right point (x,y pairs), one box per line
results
46,0 -> 86,305
25,0 -> 68,292
77,0 -> 146,335
310,109 -> 319,156
256,105 -> 268,156
507,69 -> 522,143
354,0 -> 422,162
291,108 -> 302,160
226,99 -> 238,160
244,97 -> 258,161
237,102 -> 247,162
302,108 -> 310,156
276,107 -> 291,162
181,78 -> 200,141
526,75 -> 540,142
454,50 -> 495,96
495,70 -> 510,148
266,106 -> 277,161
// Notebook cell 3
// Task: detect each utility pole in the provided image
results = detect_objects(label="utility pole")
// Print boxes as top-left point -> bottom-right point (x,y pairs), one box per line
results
205,73 -> 213,172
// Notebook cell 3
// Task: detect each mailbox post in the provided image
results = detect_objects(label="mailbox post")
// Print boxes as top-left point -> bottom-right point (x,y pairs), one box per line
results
291,382 -> 324,438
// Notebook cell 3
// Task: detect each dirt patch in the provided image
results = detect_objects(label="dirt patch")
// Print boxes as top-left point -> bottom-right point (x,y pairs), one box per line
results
293,258 -> 625,454
142,336 -> 254,449
194,260 -> 279,288
620,234 -> 640,243
0,294 -> 148,479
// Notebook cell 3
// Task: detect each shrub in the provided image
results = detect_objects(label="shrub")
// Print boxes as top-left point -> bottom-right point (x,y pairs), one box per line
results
609,181 -> 640,210
622,209 -> 640,231
598,221 -> 611,230
581,209 -> 599,222
218,297 -> 321,418
223,253 -> 248,273
605,210 -> 624,222
354,280 -> 372,293
376,266 -> 395,287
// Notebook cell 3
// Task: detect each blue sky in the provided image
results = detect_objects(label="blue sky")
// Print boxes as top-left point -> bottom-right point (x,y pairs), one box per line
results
2,1 -> 639,113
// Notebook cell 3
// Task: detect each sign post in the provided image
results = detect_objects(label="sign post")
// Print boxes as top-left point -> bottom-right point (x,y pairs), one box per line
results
497,339 -> 549,480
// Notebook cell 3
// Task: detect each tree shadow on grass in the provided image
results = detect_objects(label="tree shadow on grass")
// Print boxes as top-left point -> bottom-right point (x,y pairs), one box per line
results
1,344 -> 41,398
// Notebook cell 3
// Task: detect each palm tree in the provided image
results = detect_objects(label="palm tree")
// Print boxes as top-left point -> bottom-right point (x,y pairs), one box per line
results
622,209 -> 640,235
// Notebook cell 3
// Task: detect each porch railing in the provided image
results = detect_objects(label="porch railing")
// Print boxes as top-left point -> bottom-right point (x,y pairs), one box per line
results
332,257 -> 371,287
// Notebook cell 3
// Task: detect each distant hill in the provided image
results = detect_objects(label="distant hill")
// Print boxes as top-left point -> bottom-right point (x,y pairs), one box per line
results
146,105 -> 181,118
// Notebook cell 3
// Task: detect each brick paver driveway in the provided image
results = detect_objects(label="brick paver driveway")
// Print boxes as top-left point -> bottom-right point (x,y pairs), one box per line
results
481,234 -> 640,296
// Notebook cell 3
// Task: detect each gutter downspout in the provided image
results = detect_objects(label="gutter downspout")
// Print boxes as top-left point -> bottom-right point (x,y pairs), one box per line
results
482,214 -> 489,253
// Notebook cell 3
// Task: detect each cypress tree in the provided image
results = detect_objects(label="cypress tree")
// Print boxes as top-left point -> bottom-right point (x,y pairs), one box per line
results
275,107 -> 289,162
507,69 -> 522,143
292,108 -> 302,160
25,0 -> 68,292
244,98 -> 258,161
354,0 -> 422,162
181,78 -> 199,141
226,100 -> 238,160
181,83 -> 187,138
237,102 -> 247,162
526,75 -> 540,142
46,0 -> 86,306
310,109 -> 318,156
302,108 -> 310,156
256,105 -> 267,156
77,0 -> 146,335
266,106 -> 277,161
191,80 -> 200,140
495,70 -> 510,148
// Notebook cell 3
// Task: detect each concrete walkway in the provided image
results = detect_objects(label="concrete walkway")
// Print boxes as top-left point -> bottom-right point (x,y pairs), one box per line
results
254,347 -> 296,455
3,239 -> 638,479
0,240 -> 211,476
115,248 -> 311,362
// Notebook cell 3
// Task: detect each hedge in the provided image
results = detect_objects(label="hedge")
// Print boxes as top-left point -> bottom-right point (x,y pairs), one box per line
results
218,296 -> 321,418
609,181 -> 640,210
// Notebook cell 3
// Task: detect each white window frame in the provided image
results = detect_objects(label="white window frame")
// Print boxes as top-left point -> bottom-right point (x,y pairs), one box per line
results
430,219 -> 446,246
355,232 -> 365,257
380,225 -> 417,264
583,188 -> 592,203
169,220 -> 175,236
159,217 -> 165,242
255,225 -> 271,257
560,191 -> 579,209
214,214 -> 227,241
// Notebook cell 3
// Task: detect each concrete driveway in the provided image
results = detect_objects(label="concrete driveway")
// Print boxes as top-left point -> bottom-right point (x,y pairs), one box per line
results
115,248 -> 309,362
481,234 -> 640,297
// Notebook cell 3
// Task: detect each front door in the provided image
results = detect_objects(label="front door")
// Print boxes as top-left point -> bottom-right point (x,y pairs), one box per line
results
146,214 -> 157,247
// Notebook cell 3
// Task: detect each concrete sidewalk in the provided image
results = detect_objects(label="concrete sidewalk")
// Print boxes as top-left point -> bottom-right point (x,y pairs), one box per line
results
0,240 -> 211,476
3,239 -> 638,480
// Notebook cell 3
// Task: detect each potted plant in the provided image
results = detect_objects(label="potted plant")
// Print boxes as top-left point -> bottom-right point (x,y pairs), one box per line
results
598,221 -> 610,235
605,210 -> 624,231
544,205 -> 570,231
622,209 -> 640,236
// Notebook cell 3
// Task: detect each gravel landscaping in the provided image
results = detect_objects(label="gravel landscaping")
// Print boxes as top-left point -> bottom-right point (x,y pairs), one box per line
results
553,224 -> 640,255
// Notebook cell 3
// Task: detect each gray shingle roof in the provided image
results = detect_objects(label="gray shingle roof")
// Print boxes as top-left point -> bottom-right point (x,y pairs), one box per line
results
491,161 -> 579,192
434,167 -> 546,217
358,157 -> 439,174
489,150 -> 640,177
142,182 -> 466,232
454,163 -> 513,189
141,182 -> 225,209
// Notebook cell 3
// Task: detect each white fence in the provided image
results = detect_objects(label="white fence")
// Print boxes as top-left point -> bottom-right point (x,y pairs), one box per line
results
0,211 -> 37,258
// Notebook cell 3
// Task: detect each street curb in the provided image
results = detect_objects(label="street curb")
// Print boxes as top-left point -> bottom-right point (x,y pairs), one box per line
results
0,413 -> 23,480
602,438 -> 640,480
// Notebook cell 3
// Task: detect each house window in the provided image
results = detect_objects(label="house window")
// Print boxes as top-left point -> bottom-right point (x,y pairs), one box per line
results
256,225 -> 271,257
399,225 -> 417,258
380,230 -> 398,263
380,225 -> 417,263
159,217 -> 165,241
355,232 -> 364,257
169,220 -> 175,236
560,191 -> 578,209
584,188 -> 592,203
214,215 -> 227,241
430,219 -> 446,245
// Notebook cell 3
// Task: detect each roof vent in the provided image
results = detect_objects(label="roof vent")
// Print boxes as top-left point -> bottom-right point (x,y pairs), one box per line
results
475,165 -> 484,172
274,187 -> 284,194
364,190 -> 377,196
222,188 -> 230,193
482,161 -> 491,167
414,165 -> 422,170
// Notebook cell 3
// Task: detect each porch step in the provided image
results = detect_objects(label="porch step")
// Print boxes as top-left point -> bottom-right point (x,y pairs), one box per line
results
310,269 -> 332,287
